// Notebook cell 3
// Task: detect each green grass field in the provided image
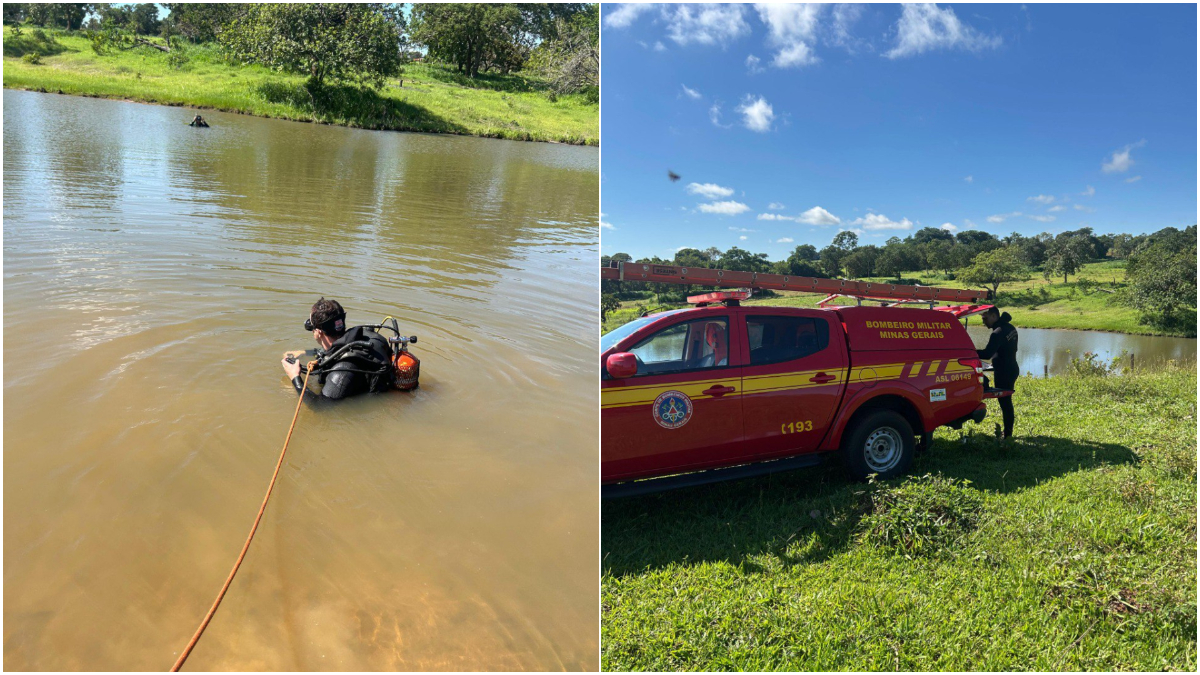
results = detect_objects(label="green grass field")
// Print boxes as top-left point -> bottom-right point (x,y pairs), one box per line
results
3,26 -> 598,145
603,260 -> 1195,337
602,365 -> 1197,670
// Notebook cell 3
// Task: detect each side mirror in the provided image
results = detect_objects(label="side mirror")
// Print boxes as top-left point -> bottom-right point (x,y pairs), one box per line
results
605,352 -> 638,379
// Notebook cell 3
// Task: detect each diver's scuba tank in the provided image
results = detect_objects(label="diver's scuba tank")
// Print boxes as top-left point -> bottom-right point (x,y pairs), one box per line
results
393,349 -> 420,391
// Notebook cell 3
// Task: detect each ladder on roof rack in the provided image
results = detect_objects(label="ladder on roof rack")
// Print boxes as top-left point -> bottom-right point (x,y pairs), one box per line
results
602,261 -> 994,318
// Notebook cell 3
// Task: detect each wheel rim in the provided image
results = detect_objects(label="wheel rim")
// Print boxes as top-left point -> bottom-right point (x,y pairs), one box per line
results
864,426 -> 904,472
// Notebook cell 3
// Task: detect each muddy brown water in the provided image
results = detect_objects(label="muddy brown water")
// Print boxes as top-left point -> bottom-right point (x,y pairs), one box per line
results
4,90 -> 598,671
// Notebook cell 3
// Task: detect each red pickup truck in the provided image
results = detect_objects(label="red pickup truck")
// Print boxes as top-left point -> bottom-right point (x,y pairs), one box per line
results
601,294 -> 999,495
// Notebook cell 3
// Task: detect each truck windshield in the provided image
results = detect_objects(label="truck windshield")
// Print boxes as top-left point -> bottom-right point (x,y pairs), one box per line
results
601,315 -> 658,353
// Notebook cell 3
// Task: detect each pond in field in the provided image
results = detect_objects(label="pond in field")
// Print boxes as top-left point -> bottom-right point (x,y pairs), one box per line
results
965,324 -> 1195,376
3,90 -> 598,671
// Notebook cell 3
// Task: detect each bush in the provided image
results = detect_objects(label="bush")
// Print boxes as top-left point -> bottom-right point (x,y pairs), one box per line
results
1065,350 -> 1128,377
21,52 -> 42,65
857,473 -> 984,557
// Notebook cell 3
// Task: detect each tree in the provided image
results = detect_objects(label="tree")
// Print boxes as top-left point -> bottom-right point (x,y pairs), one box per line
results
831,230 -> 858,251
719,246 -> 770,273
1126,227 -> 1197,325
601,293 -> 620,321
1043,236 -> 1085,283
955,246 -> 1028,295
411,3 -> 563,78
527,4 -> 597,97
842,246 -> 879,278
3,4 -> 27,25
791,243 -> 818,261
819,245 -> 845,277
672,247 -> 711,268
912,226 -> 954,245
161,3 -> 243,43
925,239 -> 954,275
26,3 -> 91,30
221,4 -> 404,88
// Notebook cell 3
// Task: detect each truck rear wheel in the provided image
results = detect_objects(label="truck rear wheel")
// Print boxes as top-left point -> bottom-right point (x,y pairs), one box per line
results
842,409 -> 914,481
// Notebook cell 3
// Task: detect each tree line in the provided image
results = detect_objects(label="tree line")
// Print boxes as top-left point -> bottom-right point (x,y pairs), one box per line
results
3,3 -> 598,96
602,225 -> 1197,328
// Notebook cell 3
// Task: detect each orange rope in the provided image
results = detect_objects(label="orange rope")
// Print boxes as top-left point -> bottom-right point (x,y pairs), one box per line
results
170,361 -> 316,672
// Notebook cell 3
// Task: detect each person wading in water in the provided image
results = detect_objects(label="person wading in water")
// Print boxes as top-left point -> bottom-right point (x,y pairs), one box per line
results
282,298 -> 396,402
977,306 -> 1019,438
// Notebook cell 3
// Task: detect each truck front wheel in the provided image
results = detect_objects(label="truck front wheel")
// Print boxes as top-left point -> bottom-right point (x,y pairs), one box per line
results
842,409 -> 914,481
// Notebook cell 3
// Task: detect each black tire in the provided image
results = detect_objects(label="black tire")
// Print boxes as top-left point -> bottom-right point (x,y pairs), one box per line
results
841,409 -> 915,481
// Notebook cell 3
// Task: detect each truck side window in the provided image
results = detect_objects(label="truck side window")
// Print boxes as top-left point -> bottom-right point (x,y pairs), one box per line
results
629,318 -> 729,376
746,316 -> 829,366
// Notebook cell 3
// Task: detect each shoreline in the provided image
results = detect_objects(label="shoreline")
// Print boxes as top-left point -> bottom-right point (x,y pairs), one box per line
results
3,85 -> 596,147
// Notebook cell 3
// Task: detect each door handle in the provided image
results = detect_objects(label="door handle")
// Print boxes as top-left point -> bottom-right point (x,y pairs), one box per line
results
810,372 -> 836,384
702,385 -> 736,397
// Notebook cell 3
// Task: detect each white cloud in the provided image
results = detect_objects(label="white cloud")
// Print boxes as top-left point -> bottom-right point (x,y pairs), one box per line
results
1125,175 -> 1142,183
1081,185 -> 1095,197
663,3 -> 750,46
698,200 -> 751,215
758,213 -> 796,221
728,226 -> 756,232
964,175 -> 974,183
686,182 -> 734,199
1102,140 -> 1145,173
681,84 -> 702,100
963,219 -> 976,228
851,213 -> 914,231
709,103 -> 732,129
774,42 -> 820,67
1073,204 -> 1095,213
798,206 -> 842,226
768,202 -> 785,210
737,95 -> 775,132
604,3 -> 655,29
756,3 -> 823,68
654,41 -> 667,52
1028,214 -> 1056,223
739,235 -> 748,240
777,237 -> 795,243
1027,194 -> 1055,204
600,220 -> 615,230
987,211 -> 1022,223
745,53 -> 764,74
886,3 -> 1001,59
1047,205 -> 1066,212
940,222 -> 957,231
829,3 -> 866,52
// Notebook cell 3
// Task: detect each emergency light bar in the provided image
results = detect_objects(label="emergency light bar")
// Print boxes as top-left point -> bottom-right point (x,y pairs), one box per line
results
687,290 -> 751,306
603,261 -> 992,304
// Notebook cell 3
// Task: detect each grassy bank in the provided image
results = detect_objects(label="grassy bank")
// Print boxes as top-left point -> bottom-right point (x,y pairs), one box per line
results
3,26 -> 598,145
602,366 -> 1197,670
604,260 -> 1195,337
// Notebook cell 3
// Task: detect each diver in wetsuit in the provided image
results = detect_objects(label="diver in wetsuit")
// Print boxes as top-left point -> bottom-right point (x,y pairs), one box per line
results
282,298 -> 385,401
977,306 -> 1019,438
188,115 -> 209,127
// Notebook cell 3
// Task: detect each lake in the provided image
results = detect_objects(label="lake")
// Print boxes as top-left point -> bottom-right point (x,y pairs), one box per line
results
3,90 -> 598,670
965,324 -> 1195,376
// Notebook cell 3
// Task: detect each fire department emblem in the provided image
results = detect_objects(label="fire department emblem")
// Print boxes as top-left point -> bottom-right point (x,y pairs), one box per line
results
653,390 -> 693,429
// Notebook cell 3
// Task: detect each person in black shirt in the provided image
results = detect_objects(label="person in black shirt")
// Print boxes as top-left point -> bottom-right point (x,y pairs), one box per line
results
282,298 -> 368,402
977,307 -> 1019,438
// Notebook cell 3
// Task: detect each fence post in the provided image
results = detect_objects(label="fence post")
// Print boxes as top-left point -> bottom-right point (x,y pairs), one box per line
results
1043,364 -> 1048,378
1131,353 -> 1135,372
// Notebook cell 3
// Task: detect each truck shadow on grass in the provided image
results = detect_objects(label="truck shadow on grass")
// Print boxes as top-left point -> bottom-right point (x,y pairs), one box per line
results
602,435 -> 1138,577
254,81 -> 469,135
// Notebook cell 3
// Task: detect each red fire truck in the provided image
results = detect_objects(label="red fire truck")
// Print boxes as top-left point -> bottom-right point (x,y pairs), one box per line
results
601,262 -> 1011,496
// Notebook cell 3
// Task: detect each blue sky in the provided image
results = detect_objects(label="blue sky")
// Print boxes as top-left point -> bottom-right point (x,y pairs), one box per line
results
600,3 -> 1197,260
